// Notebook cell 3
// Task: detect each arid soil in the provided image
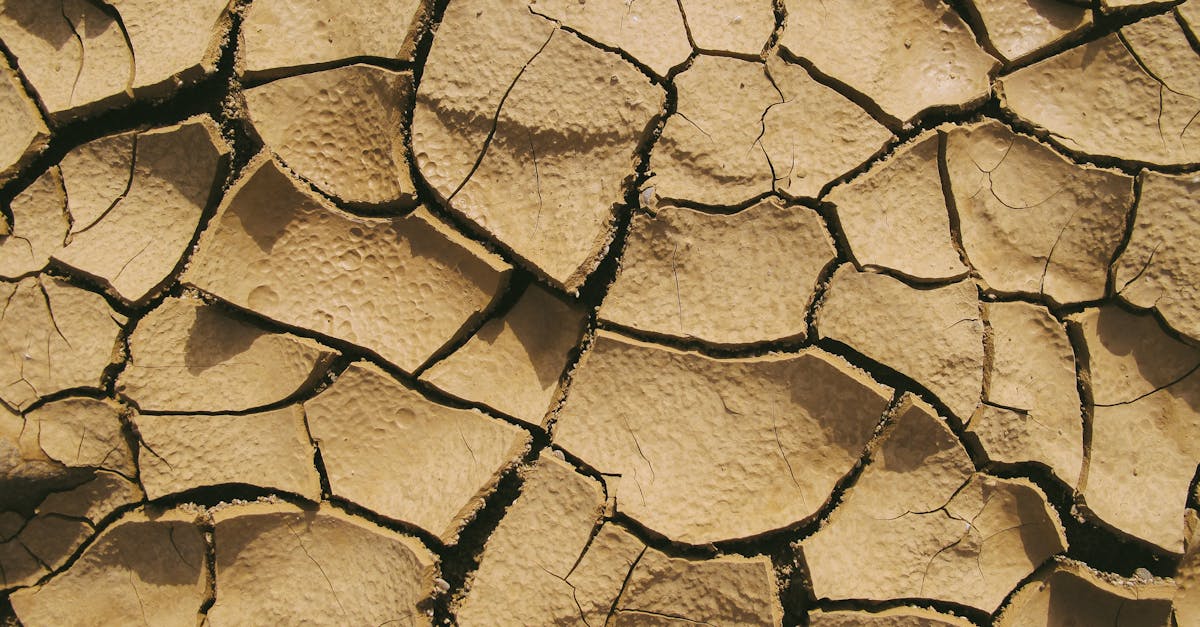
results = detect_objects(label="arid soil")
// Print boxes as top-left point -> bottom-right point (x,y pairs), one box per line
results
1,0 -> 1199,625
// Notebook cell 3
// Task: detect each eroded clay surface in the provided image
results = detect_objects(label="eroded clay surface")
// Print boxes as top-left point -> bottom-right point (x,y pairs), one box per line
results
117,296 -> 336,413
135,406 -> 322,501
944,120 -> 1133,306
967,0 -> 1092,64
421,283 -> 586,426
826,131 -> 967,281
1071,305 -> 1200,553
239,0 -> 426,78
0,277 -> 125,410
600,199 -> 836,345
244,65 -> 416,208
555,330 -> 892,544
653,54 -> 892,205
456,453 -> 784,625
996,559 -> 1175,626
1112,170 -> 1200,344
999,21 -> 1200,165
10,508 -> 208,627
780,0 -> 999,124
679,0 -> 776,56
305,362 -> 529,542
0,52 -> 47,182
208,502 -> 437,626
802,396 -> 1067,612
0,167 -> 67,279
414,0 -> 664,289
53,116 -> 229,303
184,155 -> 511,373
816,265 -> 984,422
528,0 -> 691,77
808,606 -> 976,626
970,300 -> 1083,488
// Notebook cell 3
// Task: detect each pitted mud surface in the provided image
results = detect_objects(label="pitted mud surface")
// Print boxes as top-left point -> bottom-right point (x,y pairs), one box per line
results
1,0 -> 1199,625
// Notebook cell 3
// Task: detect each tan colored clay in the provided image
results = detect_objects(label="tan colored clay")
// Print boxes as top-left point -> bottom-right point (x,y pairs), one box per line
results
10,508 -> 208,627
208,502 -> 437,626
1070,305 -> 1200,553
1113,171 -> 1200,344
1178,512 -> 1200,625
945,120 -> 1133,306
996,559 -> 1175,626
421,284 -> 586,426
58,132 -> 135,237
816,265 -> 983,422
184,155 -> 511,373
555,330 -> 892,544
999,25 -> 1200,165
457,453 -> 784,625
679,0 -> 775,56
27,397 -> 134,477
600,199 -> 835,345
416,13 -> 664,290
245,65 -> 416,208
654,54 -> 890,205
0,277 -> 125,410
0,53 -> 47,183
135,406 -> 321,501
613,549 -> 783,626
529,0 -> 691,77
802,396 -> 1066,612
0,167 -> 67,279
455,452 -> 608,625
968,0 -> 1091,64
808,607 -> 976,626
53,116 -> 229,303
0,0 -> 132,120
970,301 -> 1083,488
826,131 -> 967,281
305,362 -> 528,542
780,0 -> 998,123
239,0 -> 426,78
118,296 -> 336,413
110,0 -> 231,96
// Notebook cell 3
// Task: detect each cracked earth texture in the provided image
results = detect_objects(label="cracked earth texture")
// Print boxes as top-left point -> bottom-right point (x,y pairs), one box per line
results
0,0 -> 1199,625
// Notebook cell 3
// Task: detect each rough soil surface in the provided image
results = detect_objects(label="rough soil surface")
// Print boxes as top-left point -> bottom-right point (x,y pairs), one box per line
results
1,0 -> 1198,625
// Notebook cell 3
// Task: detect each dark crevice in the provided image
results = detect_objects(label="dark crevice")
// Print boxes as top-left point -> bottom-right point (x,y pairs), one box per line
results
239,57 -> 416,88
775,49 -> 902,130
412,273 -> 531,378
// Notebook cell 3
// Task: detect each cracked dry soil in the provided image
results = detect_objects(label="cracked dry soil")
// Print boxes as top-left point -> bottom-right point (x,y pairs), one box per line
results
0,0 -> 1199,625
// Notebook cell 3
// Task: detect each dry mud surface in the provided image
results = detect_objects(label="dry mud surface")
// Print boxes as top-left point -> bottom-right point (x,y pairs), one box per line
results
0,0 -> 1199,625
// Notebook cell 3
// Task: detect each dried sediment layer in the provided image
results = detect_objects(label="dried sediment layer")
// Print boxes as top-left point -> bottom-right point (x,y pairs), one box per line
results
652,53 -> 892,205
996,559 -> 1175,626
600,198 -> 836,345
305,362 -> 529,543
1113,170 -> 1200,344
969,300 -> 1083,488
816,265 -> 984,422
134,406 -> 322,500
555,330 -> 892,544
10,508 -> 208,626
244,65 -> 416,208
826,130 -> 966,281
184,155 -> 511,373
420,283 -> 586,426
117,296 -> 336,413
802,396 -> 1067,612
239,0 -> 427,78
808,607 -> 975,626
207,502 -> 438,625
53,117 -> 229,304
780,0 -> 998,124
999,14 -> 1200,165
414,0 -> 664,290
944,120 -> 1133,306
1070,305 -> 1200,554
0,53 -> 47,183
456,453 -> 784,625
0,277 -> 125,410
966,0 -> 1092,65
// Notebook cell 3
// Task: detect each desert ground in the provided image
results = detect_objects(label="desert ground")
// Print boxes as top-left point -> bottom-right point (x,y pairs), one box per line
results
1,0 -> 1199,625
